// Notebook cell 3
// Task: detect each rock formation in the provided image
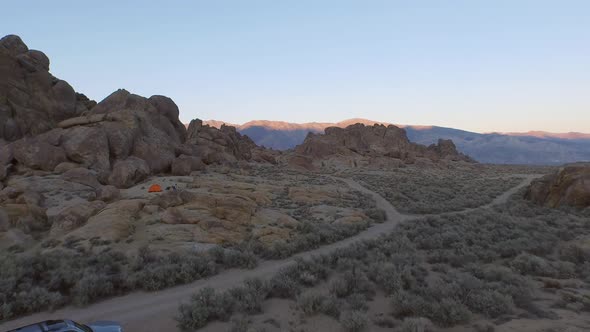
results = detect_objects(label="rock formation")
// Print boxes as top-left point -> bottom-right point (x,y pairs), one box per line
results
0,35 -> 94,142
290,123 -> 473,168
182,119 -> 278,167
525,163 -> 590,208
0,34 -> 274,190
0,34 -> 280,250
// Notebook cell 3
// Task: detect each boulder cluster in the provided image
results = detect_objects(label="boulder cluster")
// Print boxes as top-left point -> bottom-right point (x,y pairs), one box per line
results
0,34 -> 275,190
525,163 -> 590,208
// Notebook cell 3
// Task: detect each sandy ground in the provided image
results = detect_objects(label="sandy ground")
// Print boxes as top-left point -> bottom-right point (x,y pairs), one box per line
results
0,175 -> 542,332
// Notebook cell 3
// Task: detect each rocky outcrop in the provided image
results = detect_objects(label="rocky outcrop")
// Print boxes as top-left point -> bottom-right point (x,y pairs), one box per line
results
12,134 -> 68,171
293,123 -> 473,165
67,199 -> 145,242
0,35 -> 279,189
0,35 -> 94,142
525,163 -> 590,208
184,120 -> 256,164
3,88 -> 189,185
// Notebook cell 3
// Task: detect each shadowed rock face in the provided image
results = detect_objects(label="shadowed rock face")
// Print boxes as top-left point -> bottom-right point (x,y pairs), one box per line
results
294,123 -> 474,163
0,35 -> 95,142
183,119 -> 278,166
525,163 -> 590,208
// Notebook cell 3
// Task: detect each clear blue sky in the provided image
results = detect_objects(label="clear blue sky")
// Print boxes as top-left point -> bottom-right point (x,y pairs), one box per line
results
3,1 -> 589,133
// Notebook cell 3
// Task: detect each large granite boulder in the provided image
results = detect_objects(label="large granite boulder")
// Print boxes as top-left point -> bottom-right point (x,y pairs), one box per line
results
525,163 -> 590,208
0,35 -> 94,142
61,126 -> 110,177
12,136 -> 67,171
108,157 -> 150,188
171,154 -> 206,175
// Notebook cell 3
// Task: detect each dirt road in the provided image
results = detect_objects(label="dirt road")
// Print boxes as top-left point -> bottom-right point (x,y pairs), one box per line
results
0,175 -> 541,332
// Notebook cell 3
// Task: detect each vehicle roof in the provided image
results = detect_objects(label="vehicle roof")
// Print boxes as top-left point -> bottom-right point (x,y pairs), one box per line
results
9,320 -> 75,332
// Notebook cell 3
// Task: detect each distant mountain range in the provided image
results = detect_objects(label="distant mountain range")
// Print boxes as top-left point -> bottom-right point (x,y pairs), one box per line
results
202,118 -> 590,165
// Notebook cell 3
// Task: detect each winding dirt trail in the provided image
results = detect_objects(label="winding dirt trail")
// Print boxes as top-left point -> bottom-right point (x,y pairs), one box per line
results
0,175 -> 541,332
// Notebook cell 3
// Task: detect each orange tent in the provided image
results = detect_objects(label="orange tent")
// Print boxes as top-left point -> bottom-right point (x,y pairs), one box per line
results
148,184 -> 162,193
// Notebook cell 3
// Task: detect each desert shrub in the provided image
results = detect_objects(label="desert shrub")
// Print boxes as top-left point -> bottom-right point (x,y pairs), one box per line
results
329,277 -> 350,298
388,275 -> 473,326
229,315 -> 252,332
559,243 -> 590,265
368,262 -> 403,294
553,261 -> 576,279
329,269 -> 374,298
510,253 -> 557,277
465,289 -> 514,318
209,247 -> 258,269
296,291 -> 326,316
229,278 -> 269,314
373,316 -> 398,328
293,258 -> 330,284
176,287 -> 234,330
346,293 -> 369,311
320,295 -> 341,318
398,317 -> 435,332
72,274 -> 116,305
467,264 -> 533,308
432,298 -> 471,327
0,244 -> 262,320
339,310 -> 368,332
6,287 -> 63,320
177,278 -> 269,330
269,269 -> 301,298
268,258 -> 330,299
390,290 -> 432,318
555,291 -> 590,312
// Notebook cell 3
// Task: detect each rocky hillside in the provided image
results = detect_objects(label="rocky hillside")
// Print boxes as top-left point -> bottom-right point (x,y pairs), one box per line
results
0,34 -> 280,254
525,163 -> 590,208
205,118 -> 590,165
0,34 -> 275,189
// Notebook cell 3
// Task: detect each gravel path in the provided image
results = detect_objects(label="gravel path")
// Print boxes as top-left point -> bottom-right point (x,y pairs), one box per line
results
0,174 -> 542,332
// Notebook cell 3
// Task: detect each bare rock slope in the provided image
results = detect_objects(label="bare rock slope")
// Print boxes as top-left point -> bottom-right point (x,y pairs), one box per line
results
525,163 -> 590,208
